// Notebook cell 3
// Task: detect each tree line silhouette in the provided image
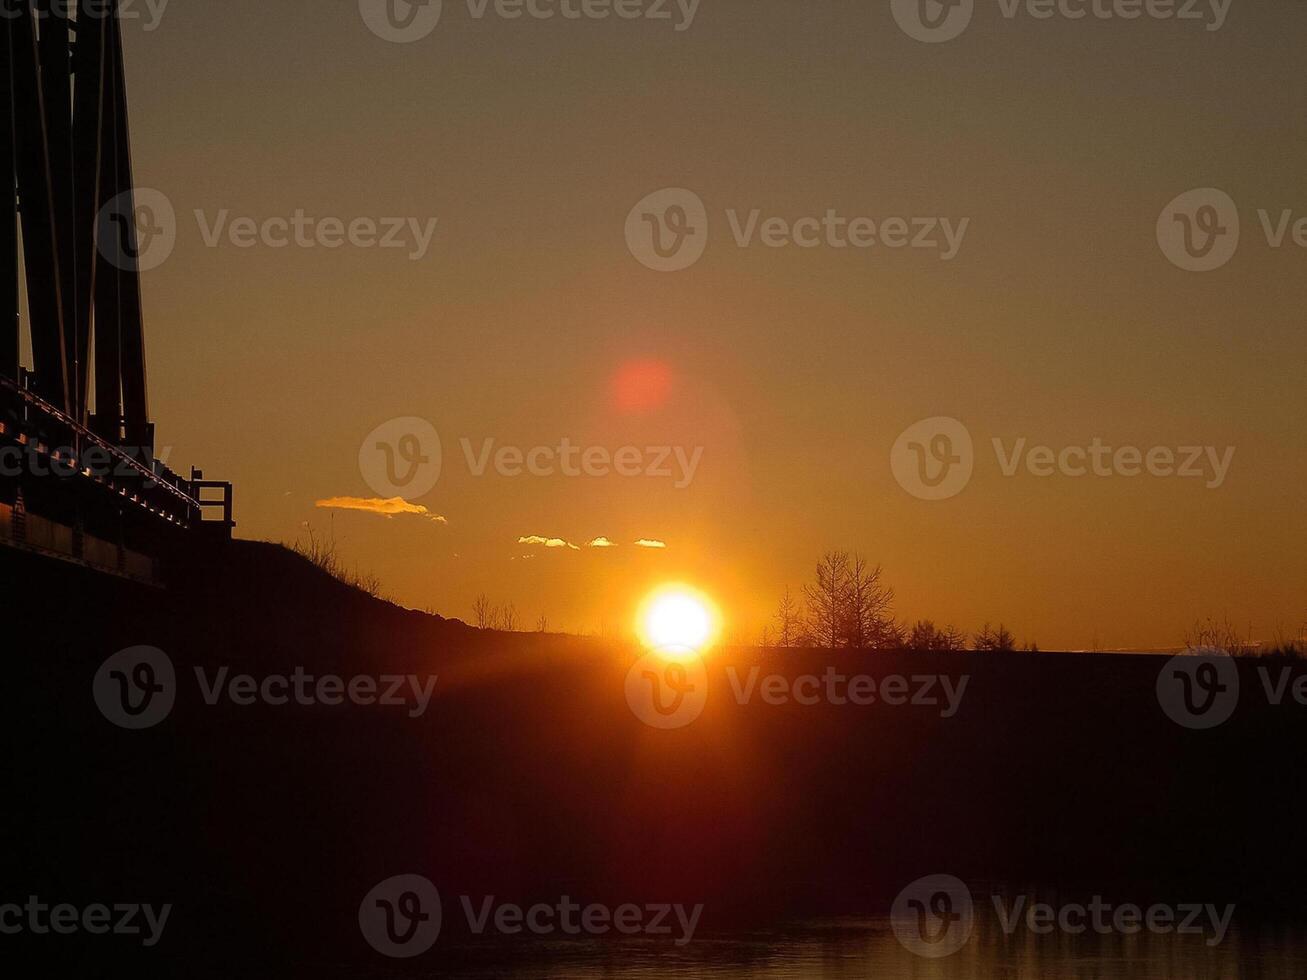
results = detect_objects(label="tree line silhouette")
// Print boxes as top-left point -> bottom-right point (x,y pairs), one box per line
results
769,550 -> 1032,652
288,528 -> 1304,654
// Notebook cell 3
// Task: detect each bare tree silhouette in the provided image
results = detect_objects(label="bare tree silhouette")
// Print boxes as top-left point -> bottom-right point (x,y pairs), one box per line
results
804,551 -> 849,649
975,623 -> 1017,652
843,555 -> 897,649
906,620 -> 967,651
801,551 -> 900,649
472,594 -> 500,630
775,586 -> 801,648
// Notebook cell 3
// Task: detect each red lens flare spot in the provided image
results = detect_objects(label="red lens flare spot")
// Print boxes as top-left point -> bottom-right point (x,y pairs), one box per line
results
610,360 -> 673,414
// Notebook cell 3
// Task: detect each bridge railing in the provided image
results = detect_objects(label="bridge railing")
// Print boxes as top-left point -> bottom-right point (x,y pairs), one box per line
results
1,374 -> 202,527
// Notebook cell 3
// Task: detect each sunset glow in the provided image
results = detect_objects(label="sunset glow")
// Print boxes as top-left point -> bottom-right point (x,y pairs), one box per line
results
637,585 -> 721,656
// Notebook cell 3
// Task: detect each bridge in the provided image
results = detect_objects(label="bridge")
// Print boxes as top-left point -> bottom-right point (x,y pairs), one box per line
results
2,1 -> 231,583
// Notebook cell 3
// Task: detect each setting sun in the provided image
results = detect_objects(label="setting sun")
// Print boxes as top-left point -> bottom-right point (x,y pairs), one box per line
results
637,585 -> 722,656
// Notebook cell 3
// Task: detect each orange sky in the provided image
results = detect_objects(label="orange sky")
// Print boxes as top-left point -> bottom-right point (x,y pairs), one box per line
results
83,2 -> 1307,648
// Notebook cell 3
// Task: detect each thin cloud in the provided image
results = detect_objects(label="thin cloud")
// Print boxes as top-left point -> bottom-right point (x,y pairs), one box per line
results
315,497 -> 447,523
519,535 -> 580,551
586,537 -> 618,548
634,539 -> 667,549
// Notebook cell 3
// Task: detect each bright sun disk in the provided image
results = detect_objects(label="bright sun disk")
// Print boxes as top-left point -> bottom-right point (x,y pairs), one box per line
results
637,585 -> 721,657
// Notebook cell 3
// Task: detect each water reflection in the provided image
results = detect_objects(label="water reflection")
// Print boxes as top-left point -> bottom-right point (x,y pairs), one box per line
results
429,917 -> 1307,979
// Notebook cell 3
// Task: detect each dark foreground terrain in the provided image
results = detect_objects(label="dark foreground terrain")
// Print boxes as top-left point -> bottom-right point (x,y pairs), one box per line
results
5,541 -> 1307,975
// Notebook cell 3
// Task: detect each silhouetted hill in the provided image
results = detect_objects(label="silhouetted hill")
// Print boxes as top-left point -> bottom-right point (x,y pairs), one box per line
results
6,541 -> 1307,974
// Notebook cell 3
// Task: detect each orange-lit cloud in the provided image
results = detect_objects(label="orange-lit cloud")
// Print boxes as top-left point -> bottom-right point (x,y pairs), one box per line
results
519,535 -> 580,551
587,536 -> 618,548
634,539 -> 667,549
315,497 -> 447,522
